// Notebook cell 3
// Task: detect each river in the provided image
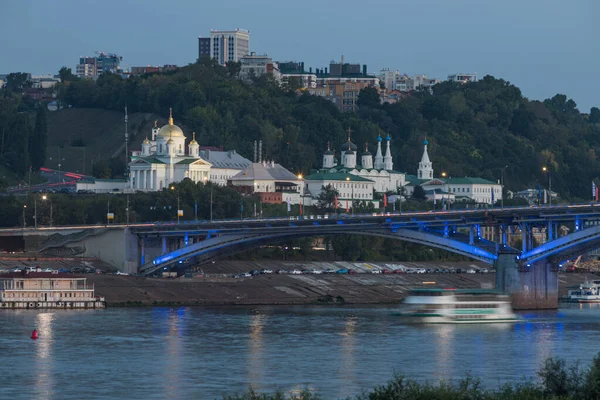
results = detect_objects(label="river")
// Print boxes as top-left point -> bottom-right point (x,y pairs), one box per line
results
1,304 -> 599,399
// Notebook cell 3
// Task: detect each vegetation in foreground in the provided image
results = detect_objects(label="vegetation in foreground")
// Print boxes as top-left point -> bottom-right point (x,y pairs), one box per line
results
223,354 -> 600,399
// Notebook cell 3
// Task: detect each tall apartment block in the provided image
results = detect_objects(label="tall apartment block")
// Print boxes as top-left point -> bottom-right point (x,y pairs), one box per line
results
76,52 -> 122,79
198,29 -> 250,65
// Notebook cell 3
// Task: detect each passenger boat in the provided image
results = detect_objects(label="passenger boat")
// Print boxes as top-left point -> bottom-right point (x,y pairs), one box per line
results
563,280 -> 600,303
398,288 -> 519,324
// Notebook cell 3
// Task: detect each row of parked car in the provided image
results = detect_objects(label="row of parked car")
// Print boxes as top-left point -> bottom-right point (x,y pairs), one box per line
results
233,266 -> 492,278
1,266 -> 104,274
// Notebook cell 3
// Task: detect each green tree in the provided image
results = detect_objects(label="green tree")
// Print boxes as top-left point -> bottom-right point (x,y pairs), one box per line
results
590,107 -> 600,124
4,72 -> 31,92
225,61 -> 242,78
413,185 -> 427,200
357,86 -> 381,109
58,67 -> 77,82
92,160 -> 111,178
30,105 -> 47,171
316,184 -> 339,211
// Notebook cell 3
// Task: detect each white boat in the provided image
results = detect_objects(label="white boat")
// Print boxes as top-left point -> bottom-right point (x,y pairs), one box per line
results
564,280 -> 600,303
398,288 -> 519,324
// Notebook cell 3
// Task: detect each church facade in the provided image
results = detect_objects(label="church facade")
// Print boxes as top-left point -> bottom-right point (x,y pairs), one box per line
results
129,110 -> 211,191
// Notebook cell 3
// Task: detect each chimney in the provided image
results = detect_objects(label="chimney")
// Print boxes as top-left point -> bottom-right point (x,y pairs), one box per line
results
258,140 -> 263,163
363,64 -> 367,76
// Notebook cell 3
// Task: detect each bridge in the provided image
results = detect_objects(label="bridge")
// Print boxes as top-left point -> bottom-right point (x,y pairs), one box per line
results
2,203 -> 600,309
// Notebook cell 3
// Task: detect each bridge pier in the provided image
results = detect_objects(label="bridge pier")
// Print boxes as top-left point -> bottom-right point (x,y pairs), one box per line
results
494,249 -> 558,310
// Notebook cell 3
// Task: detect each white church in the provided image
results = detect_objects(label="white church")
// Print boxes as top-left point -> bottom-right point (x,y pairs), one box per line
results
312,130 -> 406,193
128,110 -> 211,190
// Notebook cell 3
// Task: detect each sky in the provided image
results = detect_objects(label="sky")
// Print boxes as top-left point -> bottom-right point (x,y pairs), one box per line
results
2,0 -> 599,111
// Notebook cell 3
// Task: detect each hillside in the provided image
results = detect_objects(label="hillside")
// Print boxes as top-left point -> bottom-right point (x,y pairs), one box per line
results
46,108 -> 160,174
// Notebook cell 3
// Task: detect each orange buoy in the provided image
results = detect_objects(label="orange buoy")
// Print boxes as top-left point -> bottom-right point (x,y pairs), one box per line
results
31,329 -> 38,340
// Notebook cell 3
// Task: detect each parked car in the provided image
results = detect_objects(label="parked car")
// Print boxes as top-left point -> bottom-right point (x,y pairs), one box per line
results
425,268 -> 433,274
455,268 -> 463,274
309,269 -> 323,274
381,269 -> 392,274
466,268 -> 476,274
58,268 -> 71,273
41,268 -> 55,273
335,269 -> 349,274
260,269 -> 273,274
276,269 -> 289,274
393,269 -> 404,274
348,269 -> 357,275
479,268 -> 489,273
290,269 -> 302,275
370,269 -> 381,274
323,268 -> 336,274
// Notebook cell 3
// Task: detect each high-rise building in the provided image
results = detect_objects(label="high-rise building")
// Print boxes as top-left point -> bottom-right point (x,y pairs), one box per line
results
239,53 -> 280,82
198,29 -> 250,65
76,52 -> 122,79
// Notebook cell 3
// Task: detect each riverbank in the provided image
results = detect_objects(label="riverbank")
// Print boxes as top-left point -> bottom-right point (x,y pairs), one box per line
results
85,261 -> 592,307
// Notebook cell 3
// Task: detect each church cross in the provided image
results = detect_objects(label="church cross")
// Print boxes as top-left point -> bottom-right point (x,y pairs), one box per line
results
346,127 -> 352,142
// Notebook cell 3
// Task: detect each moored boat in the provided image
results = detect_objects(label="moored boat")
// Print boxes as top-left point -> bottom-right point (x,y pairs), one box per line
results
563,280 -> 600,303
398,288 -> 519,324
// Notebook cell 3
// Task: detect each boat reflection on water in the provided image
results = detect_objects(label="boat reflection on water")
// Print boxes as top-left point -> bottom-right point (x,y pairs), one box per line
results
398,288 -> 520,324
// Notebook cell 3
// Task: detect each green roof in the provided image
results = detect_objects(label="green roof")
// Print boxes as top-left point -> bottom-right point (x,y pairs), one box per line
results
138,157 -> 165,164
445,177 -> 497,185
176,158 -> 202,165
304,172 -> 374,182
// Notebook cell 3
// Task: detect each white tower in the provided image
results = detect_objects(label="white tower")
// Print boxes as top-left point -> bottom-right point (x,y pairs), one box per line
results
142,136 -> 152,156
361,142 -> 373,169
152,120 -> 159,141
322,141 -> 335,169
374,134 -> 384,170
188,132 -> 199,158
344,149 -> 356,169
383,134 -> 393,171
418,139 -> 433,180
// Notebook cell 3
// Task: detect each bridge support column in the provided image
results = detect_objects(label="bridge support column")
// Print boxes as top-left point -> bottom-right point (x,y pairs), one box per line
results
494,250 -> 558,309
162,236 -> 167,253
140,236 -> 145,266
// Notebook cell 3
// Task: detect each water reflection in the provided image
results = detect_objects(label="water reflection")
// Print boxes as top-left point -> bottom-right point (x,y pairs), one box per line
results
339,314 -> 358,394
434,325 -> 453,381
248,312 -> 266,387
163,307 -> 186,399
34,313 -> 55,400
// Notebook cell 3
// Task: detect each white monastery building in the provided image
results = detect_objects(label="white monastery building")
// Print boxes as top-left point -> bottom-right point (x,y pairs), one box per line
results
129,110 -> 211,191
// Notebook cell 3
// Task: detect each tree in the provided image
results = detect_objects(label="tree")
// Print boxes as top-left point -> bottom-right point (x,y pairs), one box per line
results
316,184 -> 339,211
590,107 -> 600,124
413,185 -> 427,200
92,160 -> 111,178
29,105 -> 47,171
225,61 -> 242,78
357,87 -> 381,109
4,73 -> 31,92
58,67 -> 77,82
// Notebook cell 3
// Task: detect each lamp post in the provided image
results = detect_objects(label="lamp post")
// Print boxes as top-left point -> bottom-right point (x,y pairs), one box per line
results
170,185 -> 180,223
42,194 -> 52,227
346,176 -> 354,216
501,165 -> 508,210
22,205 -> 27,229
542,166 -> 552,206
204,176 -> 213,223
298,174 -> 304,217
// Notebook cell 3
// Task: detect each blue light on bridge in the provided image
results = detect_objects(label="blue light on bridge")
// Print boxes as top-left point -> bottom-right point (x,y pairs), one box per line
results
336,221 -> 345,225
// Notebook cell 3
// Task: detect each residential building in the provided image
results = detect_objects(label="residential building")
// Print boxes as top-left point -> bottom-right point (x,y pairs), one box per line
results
130,65 -> 177,76
378,68 -> 398,91
304,172 -> 377,209
30,75 -> 60,89
404,140 -> 502,205
76,52 -> 122,79
448,73 -> 478,83
239,53 -> 280,82
199,29 -> 250,66
129,110 -> 211,191
201,148 -> 252,186
228,161 -> 303,204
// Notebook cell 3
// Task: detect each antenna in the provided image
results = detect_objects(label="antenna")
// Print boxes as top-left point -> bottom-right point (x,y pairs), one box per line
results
125,106 -> 129,177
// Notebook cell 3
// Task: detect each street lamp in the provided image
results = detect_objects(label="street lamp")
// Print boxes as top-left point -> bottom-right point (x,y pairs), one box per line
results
501,165 -> 508,210
542,166 -> 552,206
22,205 -> 27,229
346,176 -> 354,216
170,185 -> 181,223
42,194 -> 52,227
298,174 -> 304,217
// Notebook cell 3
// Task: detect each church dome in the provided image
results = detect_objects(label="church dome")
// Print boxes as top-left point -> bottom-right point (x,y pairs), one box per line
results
157,109 -> 185,138
143,138 -> 151,145
345,150 -> 355,155
166,138 -> 175,145
341,141 -> 357,152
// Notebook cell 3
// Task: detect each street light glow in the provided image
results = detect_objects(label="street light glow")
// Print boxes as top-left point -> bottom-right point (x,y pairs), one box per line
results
42,195 -> 47,200
441,172 -> 447,177
297,174 -> 303,180
542,166 -> 548,172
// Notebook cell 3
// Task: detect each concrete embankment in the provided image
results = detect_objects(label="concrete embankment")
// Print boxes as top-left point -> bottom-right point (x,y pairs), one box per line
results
85,260 -> 594,306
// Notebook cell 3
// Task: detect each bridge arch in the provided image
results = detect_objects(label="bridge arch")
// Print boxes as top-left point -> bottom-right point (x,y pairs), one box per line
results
521,224 -> 600,265
141,228 -> 498,275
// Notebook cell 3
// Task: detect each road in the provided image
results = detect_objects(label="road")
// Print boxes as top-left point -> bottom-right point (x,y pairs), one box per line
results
7,168 -> 94,194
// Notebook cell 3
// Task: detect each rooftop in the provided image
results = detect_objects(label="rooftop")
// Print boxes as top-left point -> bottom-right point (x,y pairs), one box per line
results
304,172 -> 374,182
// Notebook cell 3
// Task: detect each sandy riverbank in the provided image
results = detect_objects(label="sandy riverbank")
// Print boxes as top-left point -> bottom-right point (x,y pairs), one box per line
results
85,261 -> 592,307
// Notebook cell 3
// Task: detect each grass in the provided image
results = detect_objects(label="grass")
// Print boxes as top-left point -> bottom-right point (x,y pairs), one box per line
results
222,354 -> 600,400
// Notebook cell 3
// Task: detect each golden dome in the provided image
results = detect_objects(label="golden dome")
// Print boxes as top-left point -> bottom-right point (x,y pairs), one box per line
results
166,138 -> 175,145
143,137 -> 151,145
189,132 -> 198,145
158,108 -> 185,138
